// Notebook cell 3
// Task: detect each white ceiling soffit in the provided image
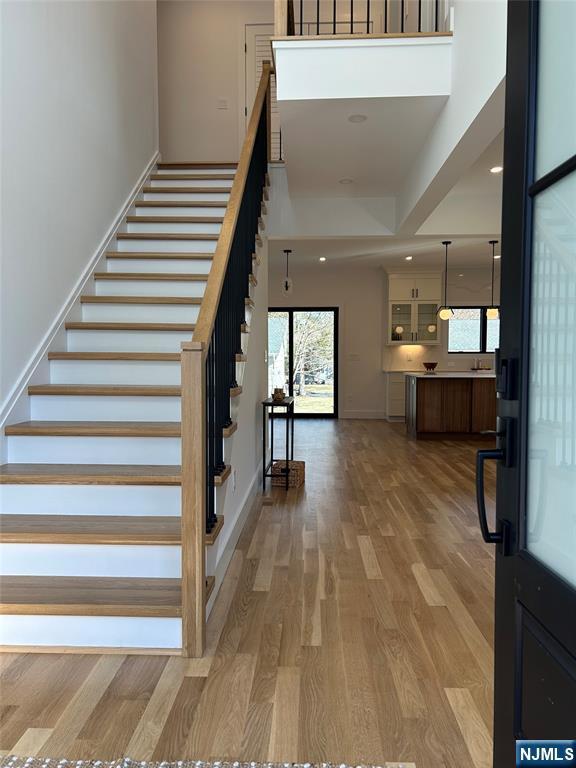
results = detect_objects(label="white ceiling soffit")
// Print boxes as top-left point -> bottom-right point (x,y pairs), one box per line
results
278,95 -> 448,198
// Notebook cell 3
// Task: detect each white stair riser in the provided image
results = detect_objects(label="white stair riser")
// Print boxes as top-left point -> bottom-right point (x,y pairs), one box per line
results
50,360 -> 181,386
0,616 -> 181,649
155,168 -> 234,176
133,206 -> 226,217
30,395 -> 180,421
115,239 -> 217,253
82,304 -> 200,323
126,221 -> 221,235
0,543 -> 181,578
67,330 -> 191,353
0,485 -> 181,516
106,258 -> 213,275
95,280 -> 206,299
149,178 -> 233,189
7,436 -> 181,464
142,191 -> 229,203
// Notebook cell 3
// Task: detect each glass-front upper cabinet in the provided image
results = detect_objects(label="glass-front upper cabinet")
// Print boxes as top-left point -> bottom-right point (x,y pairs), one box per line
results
389,303 -> 413,343
388,302 -> 439,344
415,303 -> 439,343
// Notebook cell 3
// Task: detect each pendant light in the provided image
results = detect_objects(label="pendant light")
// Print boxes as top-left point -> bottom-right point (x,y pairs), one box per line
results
486,240 -> 499,319
283,249 -> 293,294
437,240 -> 454,320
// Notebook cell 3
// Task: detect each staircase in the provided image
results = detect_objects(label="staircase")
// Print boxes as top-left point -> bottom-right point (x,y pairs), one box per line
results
0,64 -> 272,656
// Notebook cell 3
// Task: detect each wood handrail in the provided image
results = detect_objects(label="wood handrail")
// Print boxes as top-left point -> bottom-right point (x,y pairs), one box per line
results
191,62 -> 272,355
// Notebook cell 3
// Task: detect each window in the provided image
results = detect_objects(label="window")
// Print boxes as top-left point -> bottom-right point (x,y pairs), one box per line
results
447,307 -> 500,353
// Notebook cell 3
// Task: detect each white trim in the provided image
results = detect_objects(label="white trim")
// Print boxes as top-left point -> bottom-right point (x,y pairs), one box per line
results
272,36 -> 452,51
0,151 -> 159,452
206,467 -> 261,617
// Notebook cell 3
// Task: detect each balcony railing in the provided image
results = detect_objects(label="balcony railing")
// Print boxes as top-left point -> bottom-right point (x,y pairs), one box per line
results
277,0 -> 450,36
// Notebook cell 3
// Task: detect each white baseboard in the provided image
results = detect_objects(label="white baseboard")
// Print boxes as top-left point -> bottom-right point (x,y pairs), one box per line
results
340,410 -> 388,420
206,467 -> 261,617
0,151 -> 160,456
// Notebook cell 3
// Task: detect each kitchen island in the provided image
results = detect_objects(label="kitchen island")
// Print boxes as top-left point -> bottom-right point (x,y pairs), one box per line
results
405,372 -> 497,439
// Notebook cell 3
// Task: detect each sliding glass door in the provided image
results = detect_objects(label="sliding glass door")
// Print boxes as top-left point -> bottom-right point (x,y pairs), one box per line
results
268,307 -> 338,417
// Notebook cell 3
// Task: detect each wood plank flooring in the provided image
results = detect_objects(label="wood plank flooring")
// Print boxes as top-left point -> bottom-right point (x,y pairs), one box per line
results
0,420 -> 496,767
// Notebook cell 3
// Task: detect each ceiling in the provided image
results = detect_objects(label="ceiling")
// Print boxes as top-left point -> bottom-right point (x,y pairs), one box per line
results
280,96 -> 448,197
268,235 -> 502,269
269,131 -> 505,269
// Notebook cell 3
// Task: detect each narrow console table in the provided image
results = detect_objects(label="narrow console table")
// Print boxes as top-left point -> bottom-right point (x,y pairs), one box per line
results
262,396 -> 295,492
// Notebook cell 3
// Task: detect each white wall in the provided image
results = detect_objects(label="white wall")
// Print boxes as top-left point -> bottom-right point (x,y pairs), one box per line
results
0,0 -> 159,411
269,262 -> 387,419
157,0 -> 273,161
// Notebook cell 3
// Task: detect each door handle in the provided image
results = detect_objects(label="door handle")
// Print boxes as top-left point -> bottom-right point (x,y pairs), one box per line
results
475,448 -> 504,544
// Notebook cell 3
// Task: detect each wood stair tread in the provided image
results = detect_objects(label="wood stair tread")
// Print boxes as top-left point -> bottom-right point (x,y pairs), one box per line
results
80,295 -> 203,305
156,162 -> 237,169
213,465 -> 232,487
149,174 -> 234,181
0,464 -> 181,485
142,187 -> 231,195
28,385 -> 181,397
106,251 -> 214,260
117,233 -> 219,241
205,515 -> 224,545
126,216 -> 224,224
134,201 -> 226,209
65,322 -> 196,331
5,421 -> 181,437
0,515 -> 181,545
94,273 -> 208,281
49,352 -> 181,361
28,385 -> 239,398
0,575 -> 182,617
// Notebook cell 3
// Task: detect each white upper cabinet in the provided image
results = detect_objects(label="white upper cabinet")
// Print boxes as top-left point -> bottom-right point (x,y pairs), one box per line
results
388,274 -> 442,302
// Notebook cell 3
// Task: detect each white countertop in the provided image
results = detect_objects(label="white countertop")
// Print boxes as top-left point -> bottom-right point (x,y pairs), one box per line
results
404,371 -> 495,379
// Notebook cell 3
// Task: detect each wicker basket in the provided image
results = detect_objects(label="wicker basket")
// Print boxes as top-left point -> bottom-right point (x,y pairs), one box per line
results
271,460 -> 305,488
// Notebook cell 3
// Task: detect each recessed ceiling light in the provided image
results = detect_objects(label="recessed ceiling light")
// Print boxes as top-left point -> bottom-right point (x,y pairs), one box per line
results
494,253 -> 501,260
319,256 -> 326,262
490,166 -> 503,174
348,114 -> 367,123
338,178 -> 353,185
405,256 -> 413,261
458,273 -> 464,277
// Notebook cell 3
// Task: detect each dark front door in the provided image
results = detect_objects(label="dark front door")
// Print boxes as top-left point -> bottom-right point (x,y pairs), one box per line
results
476,1 -> 576,764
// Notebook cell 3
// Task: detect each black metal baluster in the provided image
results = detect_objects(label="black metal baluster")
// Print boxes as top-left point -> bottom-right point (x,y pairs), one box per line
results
317,0 -> 320,34
350,0 -> 353,32
401,0 -> 405,32
384,0 -> 388,33
418,0 -> 421,31
333,0 -> 336,33
435,0 -> 439,31
300,0 -> 303,34
366,0 -> 370,32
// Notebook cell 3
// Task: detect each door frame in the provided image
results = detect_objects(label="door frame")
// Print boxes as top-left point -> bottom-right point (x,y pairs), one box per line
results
494,0 -> 576,762
268,306 -> 339,419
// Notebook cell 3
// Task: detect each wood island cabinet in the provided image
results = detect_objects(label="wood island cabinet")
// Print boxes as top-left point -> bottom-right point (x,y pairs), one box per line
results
405,375 -> 497,438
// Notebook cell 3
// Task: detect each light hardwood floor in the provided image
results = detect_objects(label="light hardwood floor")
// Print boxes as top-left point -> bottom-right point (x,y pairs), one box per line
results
0,420 -> 496,767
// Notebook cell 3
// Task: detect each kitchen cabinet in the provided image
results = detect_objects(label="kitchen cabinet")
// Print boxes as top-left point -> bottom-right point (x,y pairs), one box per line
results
385,372 -> 406,419
405,374 -> 497,438
388,274 -> 442,301
387,274 -> 441,345
389,301 -> 440,344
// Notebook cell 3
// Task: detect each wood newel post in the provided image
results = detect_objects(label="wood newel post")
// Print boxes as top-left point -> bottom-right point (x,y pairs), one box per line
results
275,0 -> 288,35
181,341 -> 206,657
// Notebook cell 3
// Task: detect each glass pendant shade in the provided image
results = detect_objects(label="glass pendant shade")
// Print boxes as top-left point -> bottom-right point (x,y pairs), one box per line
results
438,307 -> 454,320
486,306 -> 499,320
488,240 -> 500,319
395,325 -> 404,334
427,323 -> 437,333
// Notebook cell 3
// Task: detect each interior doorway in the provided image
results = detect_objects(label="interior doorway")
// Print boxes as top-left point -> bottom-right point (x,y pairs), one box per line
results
268,307 -> 339,417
